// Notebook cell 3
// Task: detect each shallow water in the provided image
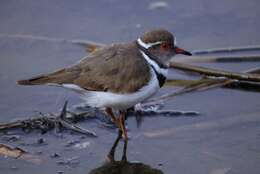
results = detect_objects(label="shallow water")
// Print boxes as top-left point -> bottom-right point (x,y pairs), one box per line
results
0,1 -> 260,174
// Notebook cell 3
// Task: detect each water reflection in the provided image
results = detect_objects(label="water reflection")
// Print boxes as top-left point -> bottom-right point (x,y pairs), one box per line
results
88,130 -> 163,174
107,130 -> 127,162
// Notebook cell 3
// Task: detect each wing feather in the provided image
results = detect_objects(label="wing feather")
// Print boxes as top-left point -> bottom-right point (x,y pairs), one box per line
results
18,43 -> 151,93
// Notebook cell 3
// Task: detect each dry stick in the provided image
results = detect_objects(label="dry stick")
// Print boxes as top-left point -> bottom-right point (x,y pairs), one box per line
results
0,102 -> 97,137
0,144 -> 43,164
170,62 -> 260,82
165,76 -> 260,93
192,45 -> 260,55
0,115 -> 96,137
219,67 -> 260,92
0,33 -> 105,51
57,101 -> 97,137
71,40 -> 104,52
164,65 -> 260,91
163,78 -> 225,88
143,67 -> 260,106
177,55 -> 260,63
0,121 -> 23,130
3,33 -> 260,63
142,79 -> 227,107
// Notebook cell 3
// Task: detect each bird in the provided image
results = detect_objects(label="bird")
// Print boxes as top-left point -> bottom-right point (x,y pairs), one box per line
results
17,29 -> 192,161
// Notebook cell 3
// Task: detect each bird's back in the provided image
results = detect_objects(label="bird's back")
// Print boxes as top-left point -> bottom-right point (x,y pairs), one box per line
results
18,42 -> 151,94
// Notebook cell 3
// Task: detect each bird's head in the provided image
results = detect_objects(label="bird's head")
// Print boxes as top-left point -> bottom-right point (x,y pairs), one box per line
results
137,29 -> 192,66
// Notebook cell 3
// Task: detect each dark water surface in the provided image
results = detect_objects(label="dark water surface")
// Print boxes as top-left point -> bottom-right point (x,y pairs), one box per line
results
0,1 -> 260,174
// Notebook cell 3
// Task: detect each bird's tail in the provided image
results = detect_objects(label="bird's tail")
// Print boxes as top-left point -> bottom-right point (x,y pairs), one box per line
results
17,75 -> 50,85
17,69 -> 68,86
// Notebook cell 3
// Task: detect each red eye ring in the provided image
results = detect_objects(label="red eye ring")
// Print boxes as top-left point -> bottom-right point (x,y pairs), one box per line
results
161,43 -> 169,50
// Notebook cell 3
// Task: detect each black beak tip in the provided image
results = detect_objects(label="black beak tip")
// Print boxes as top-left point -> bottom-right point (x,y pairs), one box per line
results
185,51 -> 192,56
174,46 -> 192,56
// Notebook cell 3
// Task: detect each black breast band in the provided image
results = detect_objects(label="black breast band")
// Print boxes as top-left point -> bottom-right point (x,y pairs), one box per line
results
151,66 -> 166,87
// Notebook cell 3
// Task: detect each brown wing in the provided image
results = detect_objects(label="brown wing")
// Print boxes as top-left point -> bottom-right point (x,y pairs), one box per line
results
18,43 -> 151,93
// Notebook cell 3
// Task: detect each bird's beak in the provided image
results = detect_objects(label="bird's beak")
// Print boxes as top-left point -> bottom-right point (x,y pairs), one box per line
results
174,46 -> 192,56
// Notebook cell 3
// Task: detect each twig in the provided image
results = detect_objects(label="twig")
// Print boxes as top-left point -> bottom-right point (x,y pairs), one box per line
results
58,118 -> 97,136
163,78 -> 223,87
0,33 -> 105,52
57,101 -> 97,136
142,78 -> 227,107
0,101 -> 97,137
70,40 -> 104,52
192,45 -> 260,55
164,78 -> 260,93
0,144 -> 43,164
176,55 -> 260,63
170,62 -> 260,82
0,121 -> 23,130
143,67 -> 260,106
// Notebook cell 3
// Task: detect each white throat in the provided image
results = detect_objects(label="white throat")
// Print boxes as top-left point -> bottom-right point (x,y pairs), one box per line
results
139,50 -> 168,77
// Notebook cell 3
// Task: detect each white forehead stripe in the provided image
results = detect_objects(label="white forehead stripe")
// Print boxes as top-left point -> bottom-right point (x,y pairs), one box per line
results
137,38 -> 162,49
140,50 -> 168,77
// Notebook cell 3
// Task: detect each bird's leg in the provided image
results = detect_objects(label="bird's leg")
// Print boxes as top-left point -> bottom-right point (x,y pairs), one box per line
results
119,110 -> 128,140
107,129 -> 122,162
107,110 -> 128,162
105,107 -> 119,127
121,135 -> 128,162
119,110 -> 128,162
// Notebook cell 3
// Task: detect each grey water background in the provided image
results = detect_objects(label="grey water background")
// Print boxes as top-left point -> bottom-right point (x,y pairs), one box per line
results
0,0 -> 260,174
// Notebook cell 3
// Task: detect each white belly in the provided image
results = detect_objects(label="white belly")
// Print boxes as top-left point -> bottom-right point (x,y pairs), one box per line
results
81,68 -> 161,110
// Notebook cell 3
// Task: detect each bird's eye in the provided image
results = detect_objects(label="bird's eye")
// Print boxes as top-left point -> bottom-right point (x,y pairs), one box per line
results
160,43 -> 170,50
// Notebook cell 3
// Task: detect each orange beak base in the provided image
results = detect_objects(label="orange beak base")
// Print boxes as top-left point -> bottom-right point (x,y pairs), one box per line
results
174,46 -> 192,56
